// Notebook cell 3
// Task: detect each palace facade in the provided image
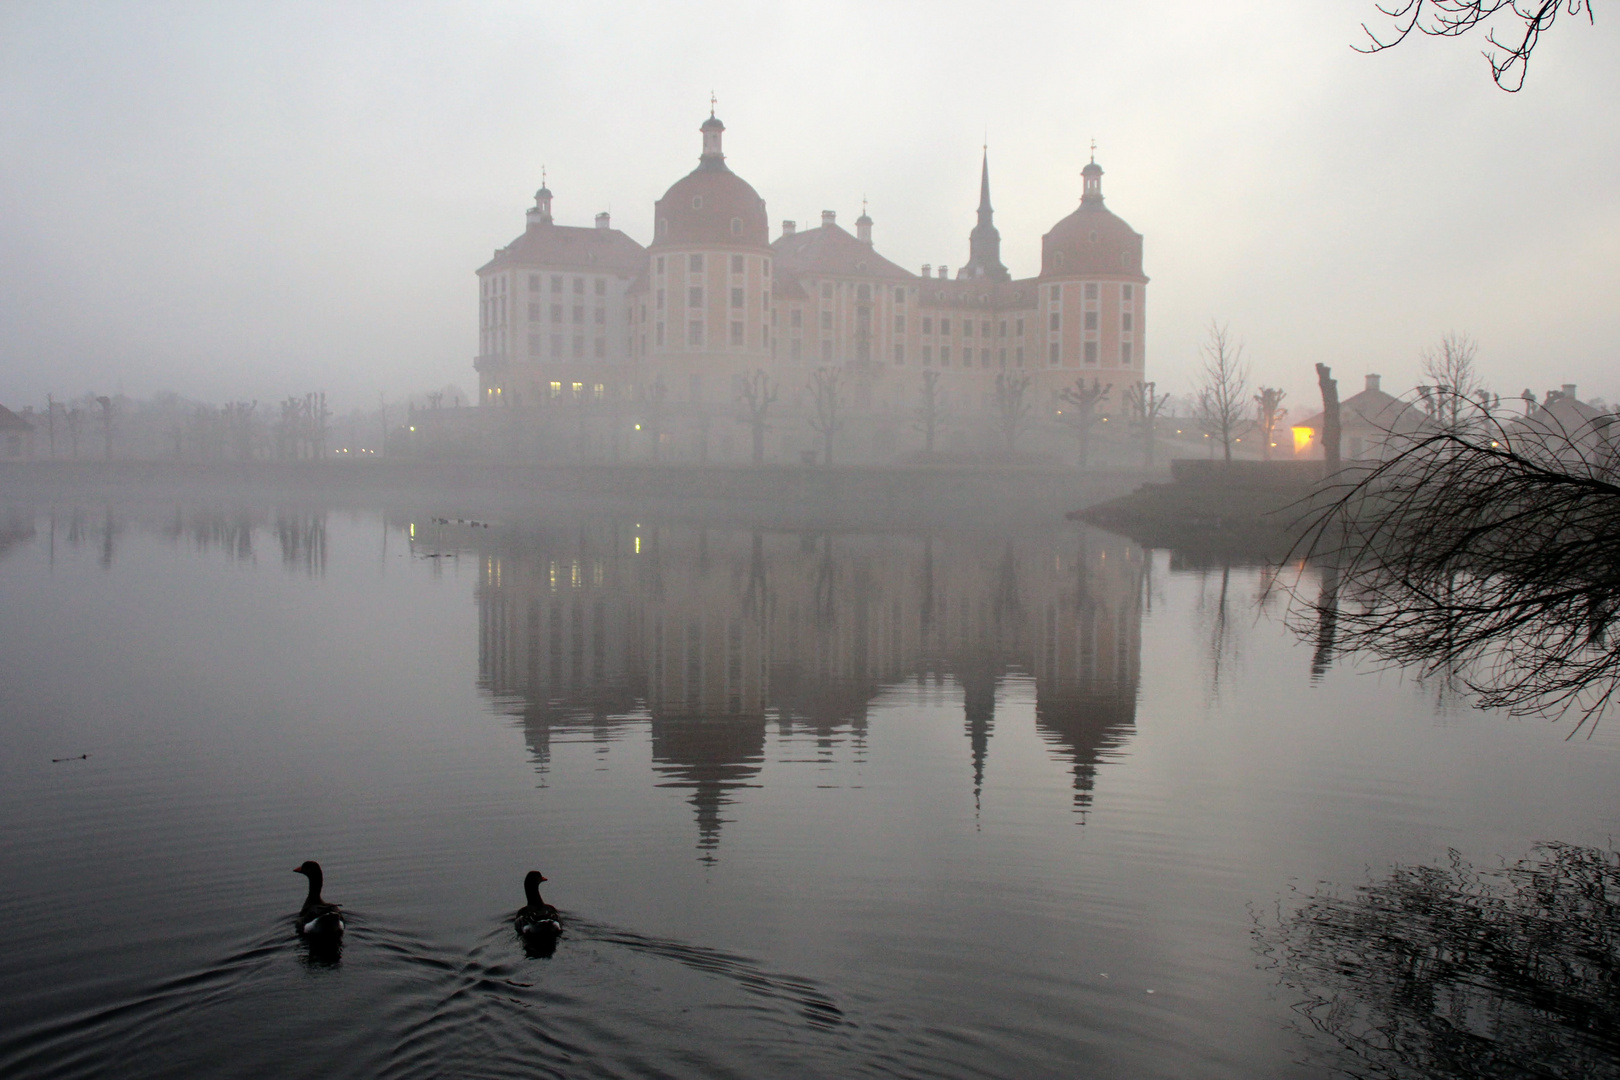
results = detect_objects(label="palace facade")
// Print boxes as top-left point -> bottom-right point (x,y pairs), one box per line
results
472,111 -> 1148,463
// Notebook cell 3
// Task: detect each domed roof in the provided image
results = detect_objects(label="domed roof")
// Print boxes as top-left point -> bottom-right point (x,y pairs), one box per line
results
651,114 -> 769,249
1040,161 -> 1146,279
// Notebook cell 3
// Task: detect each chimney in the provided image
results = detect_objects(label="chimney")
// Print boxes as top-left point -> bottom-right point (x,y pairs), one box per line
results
821,210 -> 836,227
781,219 -> 796,237
1365,374 -> 1381,393
1562,383 -> 1578,401
920,263 -> 931,278
595,212 -> 610,230
937,265 -> 948,279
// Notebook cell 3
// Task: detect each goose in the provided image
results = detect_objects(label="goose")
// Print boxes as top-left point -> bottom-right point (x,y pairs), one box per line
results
292,860 -> 345,937
515,871 -> 562,938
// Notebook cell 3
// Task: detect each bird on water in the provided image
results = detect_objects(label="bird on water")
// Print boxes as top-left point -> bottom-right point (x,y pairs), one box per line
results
516,870 -> 562,938
292,860 -> 345,937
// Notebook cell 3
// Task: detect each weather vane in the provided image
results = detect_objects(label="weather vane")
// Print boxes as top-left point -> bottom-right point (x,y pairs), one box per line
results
1090,138 -> 1096,164
710,91 -> 717,117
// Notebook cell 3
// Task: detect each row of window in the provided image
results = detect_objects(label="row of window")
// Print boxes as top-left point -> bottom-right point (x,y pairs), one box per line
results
654,254 -> 773,277
529,333 -> 610,360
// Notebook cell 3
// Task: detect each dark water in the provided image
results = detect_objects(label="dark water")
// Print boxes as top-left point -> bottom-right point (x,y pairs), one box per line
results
1,503 -> 1616,1079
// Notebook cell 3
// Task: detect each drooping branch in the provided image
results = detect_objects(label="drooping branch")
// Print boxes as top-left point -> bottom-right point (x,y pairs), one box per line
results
1356,0 -> 1594,91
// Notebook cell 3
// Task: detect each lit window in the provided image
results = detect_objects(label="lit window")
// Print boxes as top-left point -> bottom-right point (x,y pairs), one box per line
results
549,381 -> 562,398
594,383 -> 604,400
572,382 -> 583,397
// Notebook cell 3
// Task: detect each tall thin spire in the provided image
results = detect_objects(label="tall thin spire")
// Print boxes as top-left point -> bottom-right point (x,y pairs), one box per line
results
962,147 -> 1009,282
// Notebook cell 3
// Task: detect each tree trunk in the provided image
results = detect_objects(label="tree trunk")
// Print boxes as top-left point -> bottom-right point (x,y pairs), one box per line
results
1315,363 -> 1341,470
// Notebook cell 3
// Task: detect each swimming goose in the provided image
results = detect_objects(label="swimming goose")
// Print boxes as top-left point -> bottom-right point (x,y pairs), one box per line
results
293,860 -> 345,937
516,871 -> 562,938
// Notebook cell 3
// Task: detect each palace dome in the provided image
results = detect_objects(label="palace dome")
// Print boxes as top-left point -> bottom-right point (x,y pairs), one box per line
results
651,114 -> 769,249
1040,161 -> 1146,279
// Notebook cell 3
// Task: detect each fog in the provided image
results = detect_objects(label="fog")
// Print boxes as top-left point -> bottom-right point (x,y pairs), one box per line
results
2,0 -> 1617,413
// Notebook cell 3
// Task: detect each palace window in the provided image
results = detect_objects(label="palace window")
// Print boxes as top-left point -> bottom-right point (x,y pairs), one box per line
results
1050,284 -> 1061,302
656,289 -> 665,310
550,381 -> 562,398
894,315 -> 905,332
1085,311 -> 1098,331
731,254 -> 744,273
1085,282 -> 1098,299
1123,284 -> 1134,300
1121,342 -> 1132,365
941,346 -> 951,366
1049,343 -> 1060,365
594,308 -> 605,325
1016,317 -> 1024,336
820,311 -> 832,330
821,282 -> 833,299
1122,313 -> 1133,331
1084,341 -> 1098,364
689,254 -> 703,272
528,333 -> 540,356
594,338 -> 606,358
791,339 -> 801,361
689,321 -> 703,346
894,287 -> 906,304
551,275 -> 563,293
655,322 -> 664,346
594,278 -> 605,296
999,320 -> 1007,338
821,340 -> 833,361
731,321 -> 744,345
529,275 -> 540,292
656,256 -> 665,274
573,277 -> 584,295
981,349 -> 991,367
1050,313 -> 1060,331
1015,347 -> 1024,366
894,344 -> 905,364
551,334 -> 561,356
922,317 -> 932,334
731,287 -> 743,308
573,306 -> 584,324
688,287 -> 703,308
858,284 -> 871,301
940,318 -> 951,335
529,303 -> 540,320
791,309 -> 802,328
692,196 -> 703,210
573,336 -> 584,358
922,345 -> 932,365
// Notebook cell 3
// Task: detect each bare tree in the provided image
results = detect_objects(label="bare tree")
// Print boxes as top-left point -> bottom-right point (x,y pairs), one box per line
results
1057,377 -> 1111,468
1121,380 -> 1171,467
1253,387 -> 1287,460
1195,321 -> 1249,464
992,372 -> 1032,454
737,369 -> 777,466
1416,330 -> 1488,433
912,370 -> 945,454
1357,0 -> 1593,91
644,376 -> 667,461
95,395 -> 114,460
1291,407 -> 1620,725
807,367 -> 844,465
65,407 -> 82,459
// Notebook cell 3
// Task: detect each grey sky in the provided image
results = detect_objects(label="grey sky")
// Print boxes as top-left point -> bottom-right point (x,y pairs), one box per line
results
2,0 -> 1616,413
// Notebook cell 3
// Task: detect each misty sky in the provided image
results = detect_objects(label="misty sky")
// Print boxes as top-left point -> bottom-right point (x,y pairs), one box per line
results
2,1 -> 1616,415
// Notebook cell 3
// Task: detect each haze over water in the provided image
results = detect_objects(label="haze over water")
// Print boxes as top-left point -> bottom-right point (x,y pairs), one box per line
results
2,499 -> 1614,1078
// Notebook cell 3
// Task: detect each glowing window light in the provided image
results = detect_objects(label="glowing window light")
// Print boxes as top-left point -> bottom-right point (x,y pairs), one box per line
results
1291,426 -> 1315,455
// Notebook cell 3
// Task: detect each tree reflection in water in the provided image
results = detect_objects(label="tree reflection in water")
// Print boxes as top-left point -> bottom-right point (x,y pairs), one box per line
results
1257,844 -> 1620,1079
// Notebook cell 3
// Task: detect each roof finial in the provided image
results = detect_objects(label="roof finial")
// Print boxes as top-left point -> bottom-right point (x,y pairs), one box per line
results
541,164 -> 547,187
710,91 -> 717,118
1089,138 -> 1096,164
862,195 -> 868,216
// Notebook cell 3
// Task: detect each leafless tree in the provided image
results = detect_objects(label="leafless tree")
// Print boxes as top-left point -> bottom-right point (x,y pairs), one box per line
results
912,370 -> 945,454
992,372 -> 1032,453
1253,387 -> 1287,460
1057,377 -> 1111,468
737,369 -> 777,466
95,395 -> 114,460
1121,380 -> 1171,467
65,407 -> 82,459
1357,0 -> 1593,91
644,376 -> 667,461
1195,321 -> 1249,464
1291,407 -> 1620,726
1416,331 -> 1491,434
807,367 -> 844,465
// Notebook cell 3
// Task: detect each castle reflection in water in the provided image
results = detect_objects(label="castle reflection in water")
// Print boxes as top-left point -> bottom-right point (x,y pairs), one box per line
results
467,519 -> 1144,852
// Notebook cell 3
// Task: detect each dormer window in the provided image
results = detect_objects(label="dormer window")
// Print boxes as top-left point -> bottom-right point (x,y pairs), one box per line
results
730,218 -> 742,236
1055,252 -> 1065,268
658,218 -> 668,237
1089,231 -> 1099,243
692,196 -> 703,210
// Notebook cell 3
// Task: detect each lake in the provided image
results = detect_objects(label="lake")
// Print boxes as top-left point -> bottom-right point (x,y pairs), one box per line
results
1,499 -> 1615,1079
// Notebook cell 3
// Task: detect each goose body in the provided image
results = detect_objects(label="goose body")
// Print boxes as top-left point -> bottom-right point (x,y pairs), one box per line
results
516,870 -> 561,938
293,860 -> 345,937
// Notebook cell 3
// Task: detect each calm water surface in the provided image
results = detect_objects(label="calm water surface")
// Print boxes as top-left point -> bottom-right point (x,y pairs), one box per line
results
0,503 -> 1615,1078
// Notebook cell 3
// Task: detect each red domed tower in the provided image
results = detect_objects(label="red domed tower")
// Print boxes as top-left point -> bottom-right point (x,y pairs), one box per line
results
1035,153 -> 1148,391
637,108 -> 774,392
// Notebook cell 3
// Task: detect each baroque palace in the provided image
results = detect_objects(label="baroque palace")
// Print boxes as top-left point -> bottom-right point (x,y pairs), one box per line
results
472,110 -> 1147,463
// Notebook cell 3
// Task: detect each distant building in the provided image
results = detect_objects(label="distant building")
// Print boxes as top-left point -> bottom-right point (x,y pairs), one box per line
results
1292,374 -> 1427,461
0,405 -> 34,459
1510,383 -> 1617,467
471,110 -> 1149,462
